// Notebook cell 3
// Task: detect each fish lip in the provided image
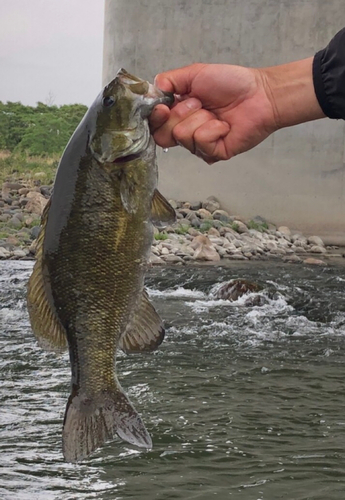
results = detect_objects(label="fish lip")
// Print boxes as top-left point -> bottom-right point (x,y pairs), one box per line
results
161,91 -> 174,108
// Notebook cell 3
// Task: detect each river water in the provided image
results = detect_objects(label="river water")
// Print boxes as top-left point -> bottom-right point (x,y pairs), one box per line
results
1,260 -> 345,500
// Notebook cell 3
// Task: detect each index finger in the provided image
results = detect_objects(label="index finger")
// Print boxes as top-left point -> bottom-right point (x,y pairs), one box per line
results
154,63 -> 206,95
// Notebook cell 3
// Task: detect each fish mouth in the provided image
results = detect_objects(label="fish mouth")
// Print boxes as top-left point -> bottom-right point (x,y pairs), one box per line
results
113,152 -> 142,164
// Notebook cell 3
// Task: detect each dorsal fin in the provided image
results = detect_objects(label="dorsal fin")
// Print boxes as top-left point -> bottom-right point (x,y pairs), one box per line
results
27,198 -> 68,352
119,289 -> 165,353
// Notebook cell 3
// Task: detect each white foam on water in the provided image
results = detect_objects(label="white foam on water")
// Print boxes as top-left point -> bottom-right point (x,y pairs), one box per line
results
147,286 -> 206,299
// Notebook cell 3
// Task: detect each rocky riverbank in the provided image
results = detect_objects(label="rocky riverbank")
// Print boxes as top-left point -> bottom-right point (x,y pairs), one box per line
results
0,181 -> 343,265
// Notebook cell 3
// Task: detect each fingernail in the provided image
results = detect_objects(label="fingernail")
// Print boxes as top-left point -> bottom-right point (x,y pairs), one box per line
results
185,98 -> 202,110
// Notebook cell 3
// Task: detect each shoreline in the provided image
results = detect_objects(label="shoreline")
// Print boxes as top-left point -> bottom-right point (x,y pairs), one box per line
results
0,182 -> 344,267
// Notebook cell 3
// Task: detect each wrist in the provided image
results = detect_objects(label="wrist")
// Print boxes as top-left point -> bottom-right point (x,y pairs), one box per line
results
257,57 -> 325,130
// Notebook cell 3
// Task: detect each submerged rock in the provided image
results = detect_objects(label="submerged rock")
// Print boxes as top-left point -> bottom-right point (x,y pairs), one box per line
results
215,279 -> 262,301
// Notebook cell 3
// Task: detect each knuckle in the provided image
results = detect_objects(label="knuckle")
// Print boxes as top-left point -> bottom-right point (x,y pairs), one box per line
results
172,124 -> 187,142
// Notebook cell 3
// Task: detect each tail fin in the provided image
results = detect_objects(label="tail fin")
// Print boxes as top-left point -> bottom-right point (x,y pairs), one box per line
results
62,388 -> 152,463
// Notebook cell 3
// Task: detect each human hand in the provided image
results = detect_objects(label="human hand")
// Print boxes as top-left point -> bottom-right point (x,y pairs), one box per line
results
150,63 -> 278,164
150,59 -> 323,164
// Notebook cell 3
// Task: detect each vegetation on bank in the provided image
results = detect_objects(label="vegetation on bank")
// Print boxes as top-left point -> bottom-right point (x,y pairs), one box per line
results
0,101 -> 87,185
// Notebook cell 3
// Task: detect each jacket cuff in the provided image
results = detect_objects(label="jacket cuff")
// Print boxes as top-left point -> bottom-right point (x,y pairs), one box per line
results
313,50 -> 341,119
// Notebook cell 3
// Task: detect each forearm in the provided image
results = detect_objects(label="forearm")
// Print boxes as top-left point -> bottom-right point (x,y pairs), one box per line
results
258,57 -> 325,130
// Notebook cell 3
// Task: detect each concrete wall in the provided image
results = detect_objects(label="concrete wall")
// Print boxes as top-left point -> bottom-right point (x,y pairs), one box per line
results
103,0 -> 345,243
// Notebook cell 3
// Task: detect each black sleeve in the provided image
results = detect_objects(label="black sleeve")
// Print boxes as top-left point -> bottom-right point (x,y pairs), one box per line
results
313,28 -> 345,119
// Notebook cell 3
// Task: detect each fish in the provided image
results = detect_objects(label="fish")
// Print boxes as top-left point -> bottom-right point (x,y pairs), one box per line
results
26,68 -> 175,463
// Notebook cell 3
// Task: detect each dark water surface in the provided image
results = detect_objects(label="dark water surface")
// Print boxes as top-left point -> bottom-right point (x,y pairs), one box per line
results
1,260 -> 345,500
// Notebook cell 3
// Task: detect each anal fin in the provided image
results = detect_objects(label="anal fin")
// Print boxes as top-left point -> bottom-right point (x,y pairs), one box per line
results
119,289 -> 165,353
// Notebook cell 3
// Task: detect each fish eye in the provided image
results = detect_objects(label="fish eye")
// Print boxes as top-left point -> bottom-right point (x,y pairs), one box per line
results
102,96 -> 115,108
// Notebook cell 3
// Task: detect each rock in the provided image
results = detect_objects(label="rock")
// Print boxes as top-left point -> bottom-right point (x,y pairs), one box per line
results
168,199 -> 178,210
208,237 -> 224,246
282,254 -> 302,263
202,196 -> 220,213
29,240 -> 38,255
293,237 -> 308,247
252,215 -> 267,225
178,208 -> 192,217
224,254 -> 248,260
25,191 -> 48,215
188,228 -> 200,237
208,227 -> 220,237
19,198 -> 29,207
212,209 -> 232,223
8,216 -> 22,229
13,212 -> 24,221
215,279 -> 262,301
303,257 -> 326,266
0,247 -> 11,258
162,254 -> 185,264
309,245 -> 327,254
196,208 -> 213,219
33,171 -> 47,179
0,214 -> 11,222
232,220 -> 248,234
269,247 -> 286,255
2,182 -> 23,193
308,235 -> 324,247
18,188 -> 30,196
278,226 -> 291,237
149,254 -> 164,265
189,201 -> 202,211
191,234 -> 220,262
40,185 -> 52,197
265,241 -> 277,251
31,226 -> 41,239
13,249 -> 27,258
6,236 -> 20,246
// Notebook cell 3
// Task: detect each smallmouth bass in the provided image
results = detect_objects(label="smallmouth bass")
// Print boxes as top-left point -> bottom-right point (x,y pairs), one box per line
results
27,69 -> 175,462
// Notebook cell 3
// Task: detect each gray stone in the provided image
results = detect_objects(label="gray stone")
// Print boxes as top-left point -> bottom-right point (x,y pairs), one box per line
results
278,226 -> 291,237
0,247 -> 11,258
25,191 -> 48,215
149,254 -> 164,265
282,254 -> 302,263
303,257 -> 326,266
310,245 -> 327,254
162,254 -> 185,264
232,220 -> 248,234
13,249 -> 27,258
8,216 -> 22,228
196,208 -> 213,219
212,209 -> 231,223
202,196 -> 220,213
308,235 -> 324,247
189,201 -> 202,211
31,226 -> 41,239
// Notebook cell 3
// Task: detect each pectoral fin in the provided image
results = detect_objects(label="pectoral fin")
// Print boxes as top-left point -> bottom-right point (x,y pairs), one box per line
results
119,289 -> 165,353
120,172 -> 138,214
27,199 -> 67,352
151,189 -> 176,228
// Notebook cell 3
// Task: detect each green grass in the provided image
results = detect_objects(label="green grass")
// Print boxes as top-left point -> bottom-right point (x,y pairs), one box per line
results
231,222 -> 240,233
175,225 -> 190,235
0,151 -> 58,185
199,220 -> 214,233
247,219 -> 269,232
154,232 -> 168,240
